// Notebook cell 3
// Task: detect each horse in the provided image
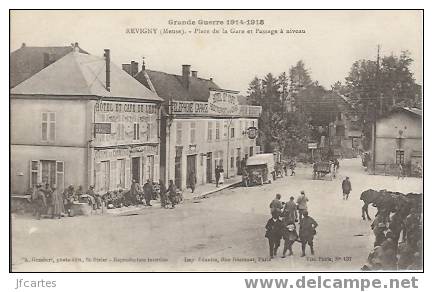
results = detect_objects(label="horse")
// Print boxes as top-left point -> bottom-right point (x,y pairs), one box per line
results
360,189 -> 399,221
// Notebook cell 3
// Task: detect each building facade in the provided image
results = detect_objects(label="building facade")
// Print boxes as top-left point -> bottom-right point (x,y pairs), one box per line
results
127,63 -> 262,189
11,47 -> 162,195
372,107 -> 422,176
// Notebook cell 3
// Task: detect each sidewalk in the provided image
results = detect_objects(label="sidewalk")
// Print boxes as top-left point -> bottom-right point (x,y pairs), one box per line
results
183,175 -> 242,201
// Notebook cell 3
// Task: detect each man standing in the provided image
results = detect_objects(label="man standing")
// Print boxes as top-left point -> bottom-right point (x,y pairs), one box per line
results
51,184 -> 64,219
42,183 -> 53,216
143,179 -> 153,206
269,194 -> 283,216
296,191 -> 309,221
299,211 -> 318,257
63,185 -> 75,217
187,170 -> 197,193
130,179 -> 141,203
159,179 -> 167,208
168,180 -> 177,209
342,177 -> 352,200
33,184 -> 47,220
87,185 -> 100,210
282,196 -> 298,224
215,165 -> 221,188
265,212 -> 283,259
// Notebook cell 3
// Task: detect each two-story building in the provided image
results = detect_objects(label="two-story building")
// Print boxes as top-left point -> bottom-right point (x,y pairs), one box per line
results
11,46 -> 162,195
372,107 -> 422,176
125,62 -> 262,189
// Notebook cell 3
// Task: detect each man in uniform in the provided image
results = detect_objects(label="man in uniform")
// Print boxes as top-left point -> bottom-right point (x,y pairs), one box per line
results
143,179 -> 153,206
265,212 -> 283,259
342,177 -> 352,200
269,194 -> 283,216
33,184 -> 47,220
299,211 -> 318,257
296,191 -> 309,221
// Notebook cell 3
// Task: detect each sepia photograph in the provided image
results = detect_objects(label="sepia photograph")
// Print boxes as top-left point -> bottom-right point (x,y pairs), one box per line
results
9,10 -> 423,272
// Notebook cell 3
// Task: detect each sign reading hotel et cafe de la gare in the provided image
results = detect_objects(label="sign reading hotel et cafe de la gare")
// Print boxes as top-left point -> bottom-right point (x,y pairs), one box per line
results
169,90 -> 262,118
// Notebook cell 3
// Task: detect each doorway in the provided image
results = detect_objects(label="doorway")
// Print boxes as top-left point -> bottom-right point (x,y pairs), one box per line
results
206,152 -> 212,183
186,155 -> 197,186
131,157 -> 141,183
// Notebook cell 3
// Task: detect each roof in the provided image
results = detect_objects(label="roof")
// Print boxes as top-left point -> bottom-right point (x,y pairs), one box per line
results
402,107 -> 422,117
135,69 -> 223,102
380,107 -> 422,120
10,44 -> 89,88
11,51 -> 162,101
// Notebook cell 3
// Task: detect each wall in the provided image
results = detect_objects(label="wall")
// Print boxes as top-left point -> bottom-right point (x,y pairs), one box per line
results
11,98 -> 89,147
374,111 -> 422,165
11,145 -> 87,194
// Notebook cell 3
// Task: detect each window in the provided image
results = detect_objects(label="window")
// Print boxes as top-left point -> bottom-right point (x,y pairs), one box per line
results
176,122 -> 182,144
133,123 -> 140,140
207,121 -> 213,141
41,112 -> 56,142
56,161 -> 64,193
396,150 -> 405,165
230,127 -> 235,139
223,121 -> 228,138
116,123 -> 125,141
190,122 -> 196,144
216,122 -> 220,140
30,160 -> 39,188
30,160 -> 64,192
230,149 -> 235,168
146,122 -> 152,141
118,159 -> 126,188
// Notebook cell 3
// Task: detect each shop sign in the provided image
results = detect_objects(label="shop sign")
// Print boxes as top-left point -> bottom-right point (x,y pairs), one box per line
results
95,148 -> 130,160
94,123 -> 112,134
130,145 -> 158,155
308,143 -> 318,149
95,101 -> 158,114
208,90 -> 239,115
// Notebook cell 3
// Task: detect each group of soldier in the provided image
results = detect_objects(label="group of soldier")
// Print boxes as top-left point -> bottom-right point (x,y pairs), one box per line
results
265,191 -> 318,259
366,207 -> 422,270
31,183 -> 101,220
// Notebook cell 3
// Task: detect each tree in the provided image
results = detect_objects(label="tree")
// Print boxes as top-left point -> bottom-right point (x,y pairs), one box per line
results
289,60 -> 313,111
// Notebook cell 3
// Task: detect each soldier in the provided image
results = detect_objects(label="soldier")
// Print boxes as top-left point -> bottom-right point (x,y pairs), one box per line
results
282,196 -> 298,224
33,184 -> 47,220
168,180 -> 177,209
42,183 -> 53,216
87,185 -> 100,209
281,222 -> 299,257
299,211 -> 318,257
296,191 -> 309,221
51,184 -> 64,219
265,212 -> 283,259
143,179 -> 153,206
187,170 -> 197,193
342,177 -> 352,200
63,185 -> 75,217
215,165 -> 221,188
159,179 -> 167,208
269,194 -> 283,216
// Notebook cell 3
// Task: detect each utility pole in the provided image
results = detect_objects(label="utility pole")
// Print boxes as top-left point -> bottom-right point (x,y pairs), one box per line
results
372,45 -> 380,174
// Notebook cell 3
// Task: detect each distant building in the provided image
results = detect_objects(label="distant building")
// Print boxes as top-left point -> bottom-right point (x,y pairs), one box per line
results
372,107 -> 422,176
10,42 -> 88,88
125,62 -> 262,189
11,46 -> 162,195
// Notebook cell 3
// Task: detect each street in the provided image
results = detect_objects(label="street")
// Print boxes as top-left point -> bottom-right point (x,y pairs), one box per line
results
11,158 -> 422,272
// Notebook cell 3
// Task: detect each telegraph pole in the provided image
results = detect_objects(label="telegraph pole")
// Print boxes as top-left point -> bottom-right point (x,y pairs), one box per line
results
372,45 -> 380,174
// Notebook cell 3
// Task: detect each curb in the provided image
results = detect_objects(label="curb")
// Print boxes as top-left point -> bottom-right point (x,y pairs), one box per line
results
190,180 -> 242,200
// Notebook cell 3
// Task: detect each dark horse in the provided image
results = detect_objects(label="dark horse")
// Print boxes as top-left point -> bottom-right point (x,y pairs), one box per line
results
360,189 -> 422,221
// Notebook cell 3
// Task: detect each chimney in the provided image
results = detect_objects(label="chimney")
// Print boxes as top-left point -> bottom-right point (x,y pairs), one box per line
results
142,57 -> 146,71
182,64 -> 191,89
131,61 -> 139,76
104,49 -> 110,92
191,70 -> 198,78
209,77 -> 213,82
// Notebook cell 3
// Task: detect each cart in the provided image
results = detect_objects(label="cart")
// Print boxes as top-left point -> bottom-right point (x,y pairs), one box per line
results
313,161 -> 333,180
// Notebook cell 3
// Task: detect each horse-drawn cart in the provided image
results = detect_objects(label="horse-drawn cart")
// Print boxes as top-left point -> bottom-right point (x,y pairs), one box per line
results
313,161 -> 333,180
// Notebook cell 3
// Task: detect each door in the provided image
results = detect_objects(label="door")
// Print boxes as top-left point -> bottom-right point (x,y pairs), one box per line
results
131,157 -> 141,183
147,155 -> 154,182
175,156 -> 182,189
101,161 -> 110,192
236,148 -> 241,175
206,152 -> 212,183
186,155 -> 197,186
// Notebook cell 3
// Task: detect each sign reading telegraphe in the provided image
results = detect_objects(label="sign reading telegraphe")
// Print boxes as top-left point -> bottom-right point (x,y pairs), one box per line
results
169,90 -> 261,117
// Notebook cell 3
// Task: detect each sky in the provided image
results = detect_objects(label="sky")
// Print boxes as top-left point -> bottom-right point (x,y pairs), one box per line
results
10,10 -> 423,93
